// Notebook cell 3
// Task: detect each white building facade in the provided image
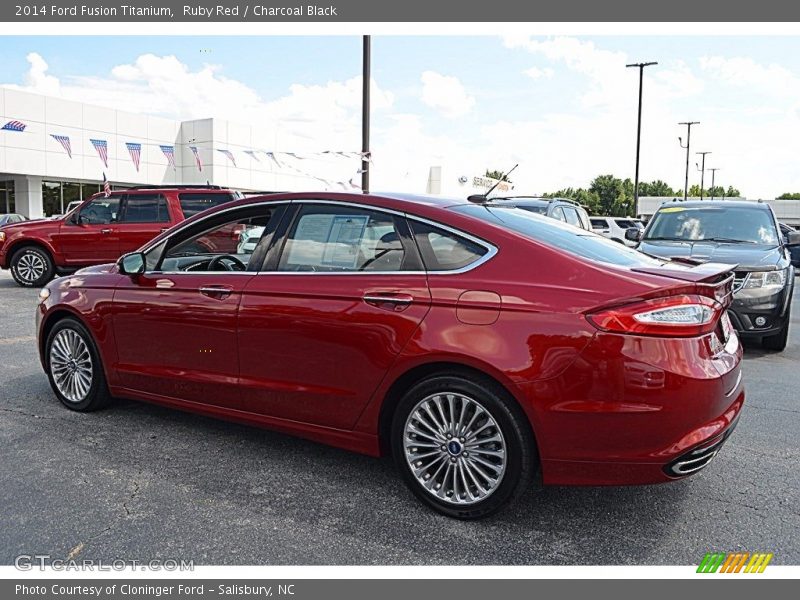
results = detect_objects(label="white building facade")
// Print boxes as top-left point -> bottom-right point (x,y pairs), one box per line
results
1,88 -> 361,218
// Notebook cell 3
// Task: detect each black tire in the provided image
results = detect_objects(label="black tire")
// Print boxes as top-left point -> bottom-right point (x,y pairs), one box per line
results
45,317 -> 112,412
391,373 -> 538,520
10,245 -> 55,287
762,321 -> 789,351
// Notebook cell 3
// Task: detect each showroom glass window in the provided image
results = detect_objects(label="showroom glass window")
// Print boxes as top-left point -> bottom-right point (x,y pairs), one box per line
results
42,181 -> 61,216
119,194 -> 170,223
78,196 -> 121,224
0,180 -> 13,214
278,205 -> 407,272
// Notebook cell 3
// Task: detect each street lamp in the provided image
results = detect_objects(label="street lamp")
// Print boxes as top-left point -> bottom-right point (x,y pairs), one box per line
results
678,121 -> 699,201
708,168 -> 720,200
626,61 -> 658,211
361,35 -> 371,194
695,151 -> 711,200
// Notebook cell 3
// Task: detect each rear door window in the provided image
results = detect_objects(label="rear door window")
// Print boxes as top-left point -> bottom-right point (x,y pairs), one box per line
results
119,194 -> 170,223
562,206 -> 582,227
178,193 -> 238,219
409,221 -> 488,271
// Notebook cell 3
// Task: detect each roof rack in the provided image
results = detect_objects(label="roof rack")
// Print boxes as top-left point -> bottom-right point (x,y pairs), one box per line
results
240,190 -> 287,196
123,184 -> 226,190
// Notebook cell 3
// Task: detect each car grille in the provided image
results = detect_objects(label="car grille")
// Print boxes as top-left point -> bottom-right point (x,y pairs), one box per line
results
732,272 -> 749,294
663,419 -> 738,478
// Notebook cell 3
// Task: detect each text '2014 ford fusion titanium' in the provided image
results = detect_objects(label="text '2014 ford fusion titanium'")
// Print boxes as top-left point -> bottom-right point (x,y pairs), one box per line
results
35,192 -> 744,519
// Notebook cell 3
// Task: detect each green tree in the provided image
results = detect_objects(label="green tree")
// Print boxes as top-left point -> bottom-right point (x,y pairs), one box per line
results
544,187 -> 600,213
485,169 -> 512,184
588,174 -> 635,216
687,184 -> 741,198
776,193 -> 800,200
638,180 -> 676,196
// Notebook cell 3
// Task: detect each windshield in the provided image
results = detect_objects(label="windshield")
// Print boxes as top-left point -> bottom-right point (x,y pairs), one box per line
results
454,205 -> 666,268
645,206 -> 778,245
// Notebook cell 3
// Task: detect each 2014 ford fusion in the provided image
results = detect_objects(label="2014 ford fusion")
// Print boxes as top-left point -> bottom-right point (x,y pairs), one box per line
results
36,192 -> 744,519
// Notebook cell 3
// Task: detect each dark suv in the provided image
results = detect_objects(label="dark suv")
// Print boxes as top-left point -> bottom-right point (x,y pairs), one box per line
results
488,197 -> 592,230
0,185 -> 240,287
628,200 -> 799,351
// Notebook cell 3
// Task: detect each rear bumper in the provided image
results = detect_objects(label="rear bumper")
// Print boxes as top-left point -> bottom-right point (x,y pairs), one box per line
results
522,328 -> 744,486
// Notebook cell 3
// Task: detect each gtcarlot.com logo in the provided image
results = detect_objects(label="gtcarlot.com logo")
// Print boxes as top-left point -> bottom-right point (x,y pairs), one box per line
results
697,552 -> 773,573
14,554 -> 194,571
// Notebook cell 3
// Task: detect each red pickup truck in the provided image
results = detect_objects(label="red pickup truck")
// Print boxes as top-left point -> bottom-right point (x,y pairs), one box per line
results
0,185 -> 240,287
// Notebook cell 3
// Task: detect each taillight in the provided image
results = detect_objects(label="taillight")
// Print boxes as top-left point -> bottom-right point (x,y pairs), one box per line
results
586,294 -> 722,337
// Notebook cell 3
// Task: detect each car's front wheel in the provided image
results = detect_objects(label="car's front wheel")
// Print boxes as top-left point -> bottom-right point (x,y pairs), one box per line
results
10,246 -> 55,287
391,374 -> 537,519
45,318 -> 112,411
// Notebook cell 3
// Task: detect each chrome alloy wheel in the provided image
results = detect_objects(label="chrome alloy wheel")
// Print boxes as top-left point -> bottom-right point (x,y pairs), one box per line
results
404,392 -> 507,505
49,329 -> 94,403
17,252 -> 46,283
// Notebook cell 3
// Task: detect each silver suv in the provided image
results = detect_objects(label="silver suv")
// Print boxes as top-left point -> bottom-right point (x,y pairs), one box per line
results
487,197 -> 592,230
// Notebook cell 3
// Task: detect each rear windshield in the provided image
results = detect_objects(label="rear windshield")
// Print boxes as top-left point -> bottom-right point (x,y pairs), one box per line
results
454,205 -> 665,268
178,193 -> 237,218
645,205 -> 778,245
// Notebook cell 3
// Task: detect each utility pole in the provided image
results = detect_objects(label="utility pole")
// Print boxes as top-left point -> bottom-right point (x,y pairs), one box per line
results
626,61 -> 658,212
678,121 -> 699,201
696,151 -> 711,200
708,168 -> 720,200
361,35 -> 371,194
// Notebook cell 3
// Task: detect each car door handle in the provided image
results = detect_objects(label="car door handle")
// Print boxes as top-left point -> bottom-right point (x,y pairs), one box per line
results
160,227 -> 169,233
199,285 -> 234,300
101,228 -> 113,234
363,293 -> 414,310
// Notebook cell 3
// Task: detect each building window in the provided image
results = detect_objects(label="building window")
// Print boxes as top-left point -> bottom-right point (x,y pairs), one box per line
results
0,181 -> 14,214
42,181 -> 62,217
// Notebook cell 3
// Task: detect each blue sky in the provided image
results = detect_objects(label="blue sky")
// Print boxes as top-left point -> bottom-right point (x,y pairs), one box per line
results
2,35 -> 800,196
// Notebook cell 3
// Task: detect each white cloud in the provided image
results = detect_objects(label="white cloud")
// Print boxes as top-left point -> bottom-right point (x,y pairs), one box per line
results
5,52 -> 394,151
420,70 -> 475,118
523,67 -> 554,80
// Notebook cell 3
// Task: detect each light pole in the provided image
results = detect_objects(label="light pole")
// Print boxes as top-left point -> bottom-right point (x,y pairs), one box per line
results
708,168 -> 720,200
678,121 -> 699,200
361,35 -> 371,194
626,61 -> 658,211
695,151 -> 711,200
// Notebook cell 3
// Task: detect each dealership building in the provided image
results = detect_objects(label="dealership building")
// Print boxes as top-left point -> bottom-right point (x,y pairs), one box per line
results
0,87 -> 358,218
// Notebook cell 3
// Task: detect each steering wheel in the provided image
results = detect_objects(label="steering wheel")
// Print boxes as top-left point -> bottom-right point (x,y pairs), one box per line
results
207,254 -> 246,272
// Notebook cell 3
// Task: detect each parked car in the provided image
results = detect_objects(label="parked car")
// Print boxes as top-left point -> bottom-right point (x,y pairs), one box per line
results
37,192 -> 743,519
590,216 -> 643,246
779,223 -> 800,270
0,185 -> 240,287
628,201 -> 798,351
0,213 -> 28,226
488,197 -> 591,230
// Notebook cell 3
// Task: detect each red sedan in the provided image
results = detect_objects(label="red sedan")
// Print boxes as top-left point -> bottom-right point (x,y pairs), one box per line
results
35,192 -> 744,519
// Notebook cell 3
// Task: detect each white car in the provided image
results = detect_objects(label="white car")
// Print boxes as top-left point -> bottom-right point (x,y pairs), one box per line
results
589,217 -> 644,247
237,226 -> 265,254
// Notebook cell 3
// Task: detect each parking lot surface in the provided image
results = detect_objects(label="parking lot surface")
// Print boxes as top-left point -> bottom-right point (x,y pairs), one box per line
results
1,269 -> 798,565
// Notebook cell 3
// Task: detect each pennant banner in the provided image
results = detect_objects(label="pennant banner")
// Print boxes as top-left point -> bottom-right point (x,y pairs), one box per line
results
190,146 -> 202,172
126,142 -> 142,172
160,145 -> 176,170
1,120 -> 27,132
218,149 -> 237,167
244,150 -> 261,162
50,134 -> 72,158
90,139 -> 109,168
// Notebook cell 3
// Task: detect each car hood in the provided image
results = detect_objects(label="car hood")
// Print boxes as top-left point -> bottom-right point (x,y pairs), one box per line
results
638,240 -> 785,271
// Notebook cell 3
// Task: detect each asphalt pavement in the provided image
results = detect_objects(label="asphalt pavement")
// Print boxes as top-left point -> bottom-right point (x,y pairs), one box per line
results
1,269 -> 798,565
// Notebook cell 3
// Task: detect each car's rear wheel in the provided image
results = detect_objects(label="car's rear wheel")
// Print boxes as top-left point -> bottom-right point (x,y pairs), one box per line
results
391,374 -> 537,519
10,246 -> 55,287
45,318 -> 112,411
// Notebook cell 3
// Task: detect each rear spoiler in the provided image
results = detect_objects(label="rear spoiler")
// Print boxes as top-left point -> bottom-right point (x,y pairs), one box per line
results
632,261 -> 737,306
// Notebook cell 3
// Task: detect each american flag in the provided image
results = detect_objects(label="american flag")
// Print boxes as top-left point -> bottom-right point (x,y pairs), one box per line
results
102,173 -> 111,198
159,145 -> 176,170
218,149 -> 236,167
244,150 -> 260,162
264,151 -> 282,168
90,139 -> 109,168
126,142 -> 142,171
1,120 -> 27,132
50,134 -> 72,158
189,146 -> 202,172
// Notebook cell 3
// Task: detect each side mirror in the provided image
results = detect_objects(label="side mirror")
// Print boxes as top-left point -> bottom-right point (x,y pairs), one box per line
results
118,252 -> 145,276
786,231 -> 800,247
625,227 -> 643,242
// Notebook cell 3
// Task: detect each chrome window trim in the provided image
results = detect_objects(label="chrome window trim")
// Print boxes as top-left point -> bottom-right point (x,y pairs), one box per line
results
141,197 -> 498,277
